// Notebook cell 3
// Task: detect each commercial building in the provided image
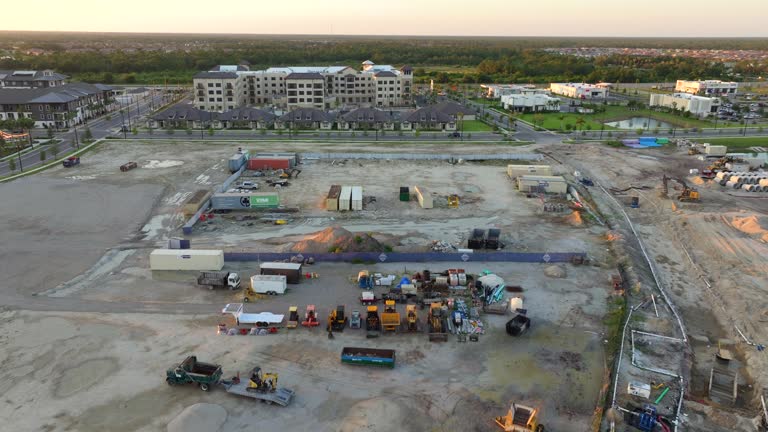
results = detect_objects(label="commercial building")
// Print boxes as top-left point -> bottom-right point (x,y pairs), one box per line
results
0,69 -> 68,89
675,80 -> 738,96
481,84 -> 537,98
193,61 -> 413,112
549,83 -> 608,99
0,82 -> 115,128
649,93 -> 720,117
500,89 -> 561,112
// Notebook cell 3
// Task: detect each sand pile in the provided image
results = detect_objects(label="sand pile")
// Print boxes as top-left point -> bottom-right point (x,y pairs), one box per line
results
544,265 -> 566,278
292,226 -> 386,253
167,403 -> 227,432
565,211 -> 583,226
729,215 -> 768,242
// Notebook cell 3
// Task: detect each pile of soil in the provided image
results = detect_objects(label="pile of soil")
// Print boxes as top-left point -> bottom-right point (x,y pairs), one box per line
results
728,214 -> 768,242
291,226 -> 386,253
565,211 -> 583,226
544,265 -> 567,278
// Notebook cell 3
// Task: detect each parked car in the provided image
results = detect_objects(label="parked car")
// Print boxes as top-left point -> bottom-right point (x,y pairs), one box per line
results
62,157 -> 80,168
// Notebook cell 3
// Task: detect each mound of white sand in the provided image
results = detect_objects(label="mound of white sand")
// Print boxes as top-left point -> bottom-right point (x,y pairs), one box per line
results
544,265 -> 566,278
167,403 -> 227,432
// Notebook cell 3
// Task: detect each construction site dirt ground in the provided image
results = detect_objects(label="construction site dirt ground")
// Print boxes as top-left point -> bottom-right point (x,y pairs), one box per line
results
0,139 -> 623,431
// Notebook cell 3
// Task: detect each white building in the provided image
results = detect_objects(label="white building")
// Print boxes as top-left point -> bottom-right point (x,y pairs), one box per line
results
649,93 -> 720,117
500,89 -> 561,112
549,83 -> 608,99
480,84 -> 537,98
675,80 -> 738,96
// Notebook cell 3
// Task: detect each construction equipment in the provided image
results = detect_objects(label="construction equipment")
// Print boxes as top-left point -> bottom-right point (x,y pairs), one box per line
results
328,305 -> 348,332
357,270 -> 373,289
579,177 -> 594,186
166,356 -> 223,391
247,366 -> 278,393
360,291 -> 378,305
494,403 -> 544,432
403,304 -> 419,332
381,300 -> 401,333
301,305 -> 320,327
629,405 -> 658,432
366,305 -> 381,338
349,310 -> 362,329
662,175 -> 700,202
428,303 -> 448,342
286,306 -> 299,328
688,147 -> 701,155
447,194 -> 459,208
279,169 -> 301,179
198,271 -> 241,291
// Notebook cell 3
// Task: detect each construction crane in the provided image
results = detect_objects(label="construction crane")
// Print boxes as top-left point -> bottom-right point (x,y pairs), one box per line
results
494,403 -> 545,432
662,175 -> 700,202
247,367 -> 278,393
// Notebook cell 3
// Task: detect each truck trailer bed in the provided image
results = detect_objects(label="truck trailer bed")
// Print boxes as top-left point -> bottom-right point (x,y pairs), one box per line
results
221,381 -> 295,406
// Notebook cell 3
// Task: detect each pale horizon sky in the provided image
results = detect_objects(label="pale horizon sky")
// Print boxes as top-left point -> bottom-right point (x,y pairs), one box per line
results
6,0 -> 768,37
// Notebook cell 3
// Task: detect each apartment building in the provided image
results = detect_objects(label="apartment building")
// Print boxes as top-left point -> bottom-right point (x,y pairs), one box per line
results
193,68 -> 247,112
193,61 -> 413,111
0,82 -> 114,128
675,80 -> 738,96
0,69 -> 68,89
549,83 -> 608,99
649,93 -> 720,117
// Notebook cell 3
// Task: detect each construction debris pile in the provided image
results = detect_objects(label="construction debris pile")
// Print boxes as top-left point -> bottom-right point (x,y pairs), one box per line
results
290,226 -> 387,253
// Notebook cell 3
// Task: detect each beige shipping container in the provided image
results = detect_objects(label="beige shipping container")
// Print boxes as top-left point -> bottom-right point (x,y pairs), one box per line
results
704,144 -> 727,156
506,164 -> 552,178
183,190 -> 212,217
150,249 -> 224,271
414,186 -> 433,209
517,175 -> 568,194
326,185 -> 341,211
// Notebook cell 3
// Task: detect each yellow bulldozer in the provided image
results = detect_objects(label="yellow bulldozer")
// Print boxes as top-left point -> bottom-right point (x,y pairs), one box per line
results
494,403 -> 545,432
381,300 -> 401,333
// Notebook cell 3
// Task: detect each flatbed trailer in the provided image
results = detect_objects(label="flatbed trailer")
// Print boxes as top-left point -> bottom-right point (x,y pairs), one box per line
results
220,379 -> 295,406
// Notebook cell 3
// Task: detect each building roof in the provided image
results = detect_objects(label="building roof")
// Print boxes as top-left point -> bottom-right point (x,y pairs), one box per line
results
433,101 -> 471,116
193,71 -> 238,79
285,72 -> 324,80
341,107 -> 392,123
374,71 -> 397,78
402,106 -> 454,123
0,82 -> 112,105
151,103 -> 217,122
265,66 -> 349,75
279,107 -> 334,122
362,60 -> 375,65
218,107 -> 276,122
211,65 -> 249,72
0,69 -> 69,83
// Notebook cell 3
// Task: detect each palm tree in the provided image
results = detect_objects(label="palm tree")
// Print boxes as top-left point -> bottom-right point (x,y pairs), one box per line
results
575,117 -> 586,131
558,115 -> 566,131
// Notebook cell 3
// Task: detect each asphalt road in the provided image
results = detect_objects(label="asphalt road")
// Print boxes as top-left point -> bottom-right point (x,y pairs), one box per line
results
0,93 -> 170,176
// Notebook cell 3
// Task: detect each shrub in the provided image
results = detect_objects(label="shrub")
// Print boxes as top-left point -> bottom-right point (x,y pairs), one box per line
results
40,150 -> 47,161
186,128 -> 192,135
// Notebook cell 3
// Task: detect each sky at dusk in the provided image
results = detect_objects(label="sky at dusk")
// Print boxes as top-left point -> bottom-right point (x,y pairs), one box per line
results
6,0 -> 768,37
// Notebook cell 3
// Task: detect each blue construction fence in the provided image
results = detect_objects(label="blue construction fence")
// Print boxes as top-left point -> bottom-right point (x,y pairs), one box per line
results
224,251 -> 586,263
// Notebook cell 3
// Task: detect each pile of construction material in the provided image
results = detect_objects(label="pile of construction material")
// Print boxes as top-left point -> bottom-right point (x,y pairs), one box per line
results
716,171 -> 768,192
326,185 -> 363,211
466,228 -> 503,250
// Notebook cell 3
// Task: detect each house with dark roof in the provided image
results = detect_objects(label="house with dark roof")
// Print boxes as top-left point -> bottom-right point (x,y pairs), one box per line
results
431,101 -> 475,120
277,108 -> 335,130
401,105 -> 457,131
148,104 -> 217,129
337,108 -> 394,130
217,107 -> 276,129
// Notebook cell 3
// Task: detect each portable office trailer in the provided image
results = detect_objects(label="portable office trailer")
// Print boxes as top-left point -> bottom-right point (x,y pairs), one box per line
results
413,186 -> 433,209
339,186 -> 352,211
326,185 -> 341,211
183,190 -> 212,217
506,164 -> 552,178
260,262 -> 303,284
150,249 -> 224,271
351,186 -> 363,211
517,175 -> 568,194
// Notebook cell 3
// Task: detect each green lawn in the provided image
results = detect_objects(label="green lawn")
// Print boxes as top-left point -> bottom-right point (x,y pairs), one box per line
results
518,112 -> 609,131
695,137 -> 768,150
461,119 -> 493,131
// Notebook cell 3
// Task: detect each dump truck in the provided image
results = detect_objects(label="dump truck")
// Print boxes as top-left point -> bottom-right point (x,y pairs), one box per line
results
286,306 -> 299,328
328,305 -> 348,332
428,303 -> 448,342
494,403 -> 545,431
366,305 -> 381,338
341,347 -> 396,369
403,304 -> 419,332
166,355 -> 223,392
197,271 -> 241,290
381,300 -> 401,333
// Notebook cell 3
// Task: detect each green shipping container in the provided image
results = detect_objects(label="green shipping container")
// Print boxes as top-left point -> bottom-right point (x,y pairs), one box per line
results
249,194 -> 280,208
656,137 -> 669,144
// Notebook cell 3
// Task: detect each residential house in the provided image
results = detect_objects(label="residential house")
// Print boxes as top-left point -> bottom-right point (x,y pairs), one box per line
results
277,108 -> 336,130
217,107 -> 276,129
338,107 -> 395,130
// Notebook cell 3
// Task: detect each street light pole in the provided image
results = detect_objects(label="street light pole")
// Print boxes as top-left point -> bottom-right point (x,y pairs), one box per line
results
16,141 -> 24,172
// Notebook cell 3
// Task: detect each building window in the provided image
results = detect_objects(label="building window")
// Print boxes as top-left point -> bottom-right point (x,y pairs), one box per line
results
208,83 -> 213,87
215,83 -> 221,87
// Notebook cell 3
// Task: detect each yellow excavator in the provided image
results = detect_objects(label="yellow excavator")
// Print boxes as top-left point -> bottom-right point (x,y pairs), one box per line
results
662,174 -> 700,202
279,169 -> 301,179
494,403 -> 545,431
247,367 -> 278,393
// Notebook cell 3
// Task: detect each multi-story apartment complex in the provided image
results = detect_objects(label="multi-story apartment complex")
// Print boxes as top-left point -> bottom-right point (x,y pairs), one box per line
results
649,93 -> 720,117
675,80 -> 738,96
193,61 -> 412,112
0,69 -> 68,89
549,83 -> 609,99
0,82 -> 114,128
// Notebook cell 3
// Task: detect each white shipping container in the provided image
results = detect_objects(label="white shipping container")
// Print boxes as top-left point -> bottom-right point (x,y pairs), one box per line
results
507,164 -> 552,178
413,186 -> 433,209
704,145 -> 727,156
351,186 -> 363,211
150,249 -> 224,271
339,186 -> 352,211
249,275 -> 288,294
